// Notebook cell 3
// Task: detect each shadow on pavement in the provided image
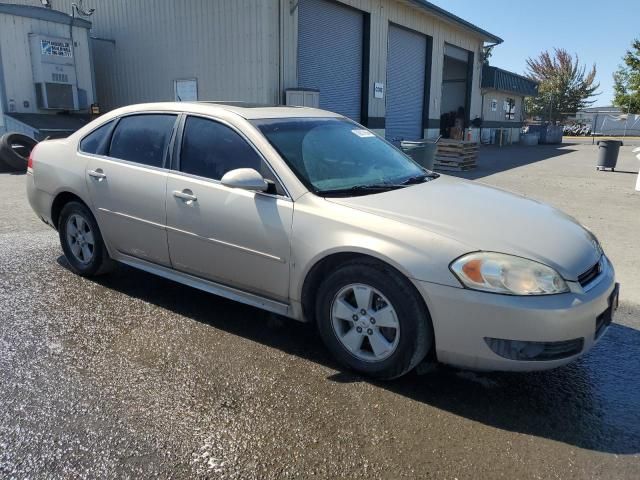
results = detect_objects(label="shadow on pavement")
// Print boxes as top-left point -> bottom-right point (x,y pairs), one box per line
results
449,144 -> 577,180
68,259 -> 640,455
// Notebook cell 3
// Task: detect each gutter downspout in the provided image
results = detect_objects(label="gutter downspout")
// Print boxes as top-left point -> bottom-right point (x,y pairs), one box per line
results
480,90 -> 484,143
479,41 -> 501,144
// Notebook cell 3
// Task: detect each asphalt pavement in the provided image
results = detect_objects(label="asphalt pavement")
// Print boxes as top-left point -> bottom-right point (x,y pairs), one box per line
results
1,142 -> 639,478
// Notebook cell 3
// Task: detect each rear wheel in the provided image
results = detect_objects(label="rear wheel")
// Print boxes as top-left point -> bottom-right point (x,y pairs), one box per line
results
58,201 -> 113,276
315,260 -> 433,379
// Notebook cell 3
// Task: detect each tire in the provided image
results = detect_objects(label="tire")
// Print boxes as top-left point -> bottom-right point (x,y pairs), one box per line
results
0,133 -> 38,171
315,260 -> 433,379
58,201 -> 114,277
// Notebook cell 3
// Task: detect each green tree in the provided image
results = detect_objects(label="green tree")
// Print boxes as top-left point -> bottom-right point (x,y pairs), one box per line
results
524,48 -> 599,122
482,45 -> 494,66
612,39 -> 640,113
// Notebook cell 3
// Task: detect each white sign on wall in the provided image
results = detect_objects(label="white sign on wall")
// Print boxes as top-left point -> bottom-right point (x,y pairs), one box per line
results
491,99 -> 497,112
374,82 -> 384,99
174,79 -> 198,102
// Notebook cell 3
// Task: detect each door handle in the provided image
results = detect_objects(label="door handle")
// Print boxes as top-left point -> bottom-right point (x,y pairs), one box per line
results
88,169 -> 107,180
173,189 -> 197,202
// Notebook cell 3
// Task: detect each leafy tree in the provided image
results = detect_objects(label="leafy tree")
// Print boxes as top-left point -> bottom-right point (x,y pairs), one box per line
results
482,45 -> 494,66
524,49 -> 599,122
612,39 -> 640,113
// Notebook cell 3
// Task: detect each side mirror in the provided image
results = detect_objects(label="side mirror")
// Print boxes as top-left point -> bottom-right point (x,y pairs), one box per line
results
220,168 -> 268,192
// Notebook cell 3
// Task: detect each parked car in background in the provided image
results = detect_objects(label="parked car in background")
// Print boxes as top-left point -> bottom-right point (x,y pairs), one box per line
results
26,103 -> 618,379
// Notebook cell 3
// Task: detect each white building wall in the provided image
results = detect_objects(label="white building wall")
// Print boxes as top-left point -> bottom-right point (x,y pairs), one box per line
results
12,0 -> 489,134
13,0 -> 281,110
0,10 -> 94,113
480,89 -> 525,144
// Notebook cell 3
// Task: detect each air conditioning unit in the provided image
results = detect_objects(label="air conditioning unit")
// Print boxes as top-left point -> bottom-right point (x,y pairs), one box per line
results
29,34 -> 80,110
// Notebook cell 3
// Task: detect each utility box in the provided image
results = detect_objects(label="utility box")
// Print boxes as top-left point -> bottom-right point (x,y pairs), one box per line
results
285,88 -> 320,108
29,34 -> 80,110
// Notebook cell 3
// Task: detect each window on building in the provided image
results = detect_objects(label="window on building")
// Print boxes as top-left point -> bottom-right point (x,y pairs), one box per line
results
79,121 -> 114,155
109,114 -> 177,167
490,99 -> 498,112
505,98 -> 516,120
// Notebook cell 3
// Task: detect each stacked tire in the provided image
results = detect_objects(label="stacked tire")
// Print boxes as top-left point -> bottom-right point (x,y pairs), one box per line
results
0,133 -> 38,173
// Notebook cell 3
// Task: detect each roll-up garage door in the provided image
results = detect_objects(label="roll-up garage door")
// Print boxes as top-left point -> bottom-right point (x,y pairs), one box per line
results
385,25 -> 427,141
298,0 -> 364,122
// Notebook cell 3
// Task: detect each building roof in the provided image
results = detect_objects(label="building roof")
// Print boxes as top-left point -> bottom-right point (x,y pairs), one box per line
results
578,106 -> 622,113
408,1 -> 502,44
0,3 -> 91,29
482,65 -> 539,97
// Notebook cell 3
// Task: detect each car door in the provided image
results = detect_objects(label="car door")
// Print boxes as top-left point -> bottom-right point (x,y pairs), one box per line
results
165,115 -> 293,301
83,113 -> 178,266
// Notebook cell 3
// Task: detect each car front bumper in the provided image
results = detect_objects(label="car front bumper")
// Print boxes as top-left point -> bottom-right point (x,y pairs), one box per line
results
417,258 -> 617,371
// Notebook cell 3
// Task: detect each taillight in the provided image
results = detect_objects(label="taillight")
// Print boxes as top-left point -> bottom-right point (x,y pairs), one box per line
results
27,144 -> 37,174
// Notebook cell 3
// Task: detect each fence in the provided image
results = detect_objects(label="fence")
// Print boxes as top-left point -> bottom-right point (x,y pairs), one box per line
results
593,114 -> 640,137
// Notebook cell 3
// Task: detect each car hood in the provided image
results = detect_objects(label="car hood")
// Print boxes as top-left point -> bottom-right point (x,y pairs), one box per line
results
327,176 -> 600,280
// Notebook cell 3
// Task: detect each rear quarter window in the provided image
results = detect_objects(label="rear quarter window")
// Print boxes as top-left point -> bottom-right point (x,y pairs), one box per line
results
108,114 -> 177,168
79,121 -> 114,155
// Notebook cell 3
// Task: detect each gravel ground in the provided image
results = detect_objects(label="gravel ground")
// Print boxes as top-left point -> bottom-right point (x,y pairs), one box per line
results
1,142 -> 639,479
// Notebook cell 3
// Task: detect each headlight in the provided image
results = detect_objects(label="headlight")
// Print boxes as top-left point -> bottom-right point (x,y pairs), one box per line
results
450,252 -> 569,295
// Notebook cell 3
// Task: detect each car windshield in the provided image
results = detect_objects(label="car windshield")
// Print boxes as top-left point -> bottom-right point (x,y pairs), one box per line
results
251,117 -> 434,196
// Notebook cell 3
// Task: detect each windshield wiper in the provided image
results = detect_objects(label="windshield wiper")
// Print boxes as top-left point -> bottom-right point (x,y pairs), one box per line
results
400,172 -> 439,185
318,183 -> 406,197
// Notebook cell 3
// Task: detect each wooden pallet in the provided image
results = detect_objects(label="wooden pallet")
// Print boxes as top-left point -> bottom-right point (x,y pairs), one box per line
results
434,139 -> 479,171
435,161 -> 476,168
434,164 -> 476,172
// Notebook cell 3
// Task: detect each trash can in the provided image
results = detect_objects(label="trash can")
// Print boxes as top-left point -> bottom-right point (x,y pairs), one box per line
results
596,140 -> 623,171
520,133 -> 539,146
401,140 -> 437,170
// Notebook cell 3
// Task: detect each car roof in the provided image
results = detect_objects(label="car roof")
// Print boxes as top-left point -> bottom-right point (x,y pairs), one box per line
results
107,101 -> 343,120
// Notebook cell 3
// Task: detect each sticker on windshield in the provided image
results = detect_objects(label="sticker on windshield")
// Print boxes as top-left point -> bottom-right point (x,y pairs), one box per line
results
352,129 -> 375,138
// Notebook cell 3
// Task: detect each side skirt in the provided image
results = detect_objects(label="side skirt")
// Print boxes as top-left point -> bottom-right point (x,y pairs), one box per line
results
115,252 -> 292,318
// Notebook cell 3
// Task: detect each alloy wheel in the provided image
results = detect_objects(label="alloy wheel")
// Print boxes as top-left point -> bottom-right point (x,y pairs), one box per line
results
330,283 -> 400,362
66,214 -> 95,264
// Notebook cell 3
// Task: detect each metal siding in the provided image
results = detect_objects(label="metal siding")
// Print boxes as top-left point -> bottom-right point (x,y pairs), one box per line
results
11,0 -> 488,127
481,89 -> 524,123
385,24 -> 426,141
0,11 -> 93,114
481,65 -> 538,97
11,0 -> 281,111
298,0 -> 363,121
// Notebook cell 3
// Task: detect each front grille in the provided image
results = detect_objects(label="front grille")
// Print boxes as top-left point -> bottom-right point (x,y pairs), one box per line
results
578,259 -> 601,287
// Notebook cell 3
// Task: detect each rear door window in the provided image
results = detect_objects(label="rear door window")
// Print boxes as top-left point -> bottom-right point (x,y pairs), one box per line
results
109,114 -> 177,168
79,120 -> 114,155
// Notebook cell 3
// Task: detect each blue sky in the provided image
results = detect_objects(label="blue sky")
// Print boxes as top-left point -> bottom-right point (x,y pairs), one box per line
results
429,0 -> 639,106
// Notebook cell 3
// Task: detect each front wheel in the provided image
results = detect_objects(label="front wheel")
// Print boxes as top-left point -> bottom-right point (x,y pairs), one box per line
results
315,261 -> 433,379
58,201 -> 113,276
